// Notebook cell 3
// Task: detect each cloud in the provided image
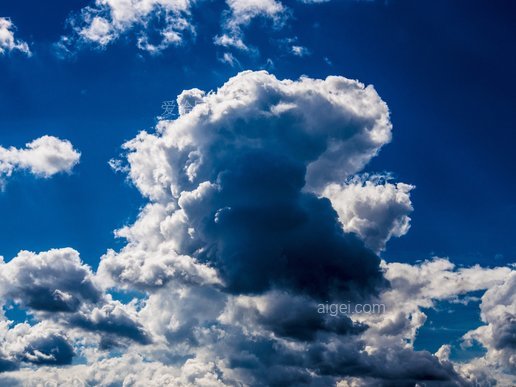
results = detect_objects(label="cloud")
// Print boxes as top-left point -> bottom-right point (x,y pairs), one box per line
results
99,70 -> 393,299
60,0 -> 196,53
458,272 -> 516,383
0,248 -> 101,313
69,302 -> 151,346
0,248 -> 151,354
0,135 -> 80,189
291,45 -> 310,56
0,17 -> 30,56
215,0 -> 287,50
322,174 -> 414,252
0,321 -> 74,371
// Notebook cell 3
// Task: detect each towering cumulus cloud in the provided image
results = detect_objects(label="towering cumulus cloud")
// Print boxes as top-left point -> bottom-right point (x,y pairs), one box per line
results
0,135 -> 80,189
100,70 -> 393,298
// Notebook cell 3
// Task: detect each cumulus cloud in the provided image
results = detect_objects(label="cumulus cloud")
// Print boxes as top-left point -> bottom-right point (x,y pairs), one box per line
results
0,248 -> 151,364
0,135 -> 80,188
60,0 -> 196,53
458,272 -> 516,384
0,17 -> 30,56
99,70 -> 393,299
0,248 -> 102,313
322,174 -> 414,252
0,320 -> 75,372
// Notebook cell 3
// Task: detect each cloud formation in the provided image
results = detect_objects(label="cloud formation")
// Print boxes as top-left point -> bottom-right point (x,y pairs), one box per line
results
0,17 -> 30,56
59,0 -> 330,54
215,0 -> 287,50
0,71 -> 513,386
0,135 -> 80,189
61,0 -> 196,53
323,174 -> 414,253
99,70 -> 393,299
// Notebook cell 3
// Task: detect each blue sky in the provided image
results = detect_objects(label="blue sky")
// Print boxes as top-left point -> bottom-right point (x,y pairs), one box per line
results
0,0 -> 514,385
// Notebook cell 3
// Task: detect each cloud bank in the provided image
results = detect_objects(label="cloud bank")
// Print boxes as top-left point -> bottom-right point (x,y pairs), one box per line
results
0,136 -> 81,188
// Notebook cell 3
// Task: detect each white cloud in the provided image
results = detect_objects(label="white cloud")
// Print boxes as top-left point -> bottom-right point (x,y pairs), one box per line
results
291,45 -> 310,56
351,258 -> 513,381
63,0 -> 196,53
322,174 -> 414,252
215,0 -> 287,50
0,135 -> 80,188
0,17 -> 30,56
0,248 -> 102,313
458,272 -> 515,383
98,70 -> 392,300
121,70 -> 391,201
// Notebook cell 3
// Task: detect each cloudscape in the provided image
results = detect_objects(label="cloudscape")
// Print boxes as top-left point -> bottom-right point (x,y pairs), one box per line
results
0,1 -> 514,386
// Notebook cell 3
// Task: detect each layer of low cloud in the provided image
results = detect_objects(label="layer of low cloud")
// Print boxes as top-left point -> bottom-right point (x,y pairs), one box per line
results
0,17 -> 30,56
0,135 -> 80,188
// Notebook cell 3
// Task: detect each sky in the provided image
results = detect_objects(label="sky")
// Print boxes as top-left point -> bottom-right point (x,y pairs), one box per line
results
0,0 -> 514,386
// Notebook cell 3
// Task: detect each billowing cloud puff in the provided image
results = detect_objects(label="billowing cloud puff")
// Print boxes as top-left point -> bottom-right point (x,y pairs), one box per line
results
323,174 -> 414,253
58,1 -> 356,56
0,248 -> 101,313
61,0 -> 196,53
0,321 -> 74,371
458,272 -> 516,384
0,136 -> 80,188
0,248 -> 151,355
0,17 -> 30,56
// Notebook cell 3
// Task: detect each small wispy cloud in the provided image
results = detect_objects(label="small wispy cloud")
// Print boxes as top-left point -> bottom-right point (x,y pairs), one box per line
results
0,17 -> 31,56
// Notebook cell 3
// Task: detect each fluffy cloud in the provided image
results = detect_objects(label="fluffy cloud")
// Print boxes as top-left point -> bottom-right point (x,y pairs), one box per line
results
61,0 -> 196,53
0,249 -> 102,313
0,18 -> 30,56
0,248 -> 151,362
0,320 -> 75,372
0,135 -> 80,188
458,272 -> 516,384
322,174 -> 414,252
99,70 -> 393,299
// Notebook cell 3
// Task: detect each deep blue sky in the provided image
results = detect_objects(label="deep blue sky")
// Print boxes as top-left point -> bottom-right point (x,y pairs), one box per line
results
0,0 -> 514,270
